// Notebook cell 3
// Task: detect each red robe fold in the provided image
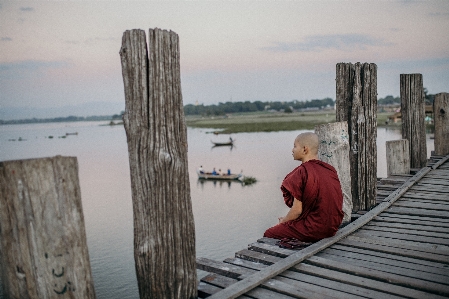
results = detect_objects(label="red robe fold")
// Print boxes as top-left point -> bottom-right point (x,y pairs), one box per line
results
264,159 -> 344,242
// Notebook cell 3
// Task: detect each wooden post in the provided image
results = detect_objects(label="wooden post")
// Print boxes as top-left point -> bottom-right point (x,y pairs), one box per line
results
0,156 -> 95,299
315,121 -> 352,223
336,62 -> 377,212
120,28 -> 196,299
400,74 -> 427,168
434,92 -> 449,155
386,139 -> 410,176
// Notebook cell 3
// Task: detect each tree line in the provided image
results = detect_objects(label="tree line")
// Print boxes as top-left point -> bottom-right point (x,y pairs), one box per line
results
184,98 -> 335,116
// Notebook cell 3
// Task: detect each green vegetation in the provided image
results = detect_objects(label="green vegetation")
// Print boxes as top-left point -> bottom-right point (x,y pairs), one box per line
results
241,176 -> 257,185
184,98 -> 334,116
186,111 -> 336,134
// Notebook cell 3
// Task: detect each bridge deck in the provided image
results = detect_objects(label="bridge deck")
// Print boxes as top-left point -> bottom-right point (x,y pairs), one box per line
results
197,154 -> 449,299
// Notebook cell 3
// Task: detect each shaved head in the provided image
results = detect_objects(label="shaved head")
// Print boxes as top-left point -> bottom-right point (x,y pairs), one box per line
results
295,132 -> 319,156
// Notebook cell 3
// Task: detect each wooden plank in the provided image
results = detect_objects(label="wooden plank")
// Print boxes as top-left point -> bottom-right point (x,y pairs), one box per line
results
235,249 -> 282,265
293,262 -> 446,299
368,220 -> 449,233
200,273 -> 295,299
341,236 -> 449,263
353,230 -> 449,251
198,281 -> 224,298
378,212 -> 449,224
280,270 -> 406,299
307,255 -> 449,296
223,258 -> 268,271
331,243 -> 449,270
397,197 -> 449,205
196,257 -> 256,279
318,250 -> 449,283
410,186 -> 449,193
431,154 -> 449,169
247,242 -> 295,258
374,214 -> 449,228
207,166 -> 431,299
362,225 -> 449,239
385,206 -> 449,218
272,276 -> 365,299
389,201 -> 449,211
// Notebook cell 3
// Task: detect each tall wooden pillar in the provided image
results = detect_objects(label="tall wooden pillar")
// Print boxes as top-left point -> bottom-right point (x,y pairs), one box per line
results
400,74 -> 427,168
0,156 -> 95,299
120,28 -> 196,299
315,121 -> 352,223
336,62 -> 377,212
434,92 -> 449,155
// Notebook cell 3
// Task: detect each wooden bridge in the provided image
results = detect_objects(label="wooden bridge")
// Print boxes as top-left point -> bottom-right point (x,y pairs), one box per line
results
197,154 -> 449,299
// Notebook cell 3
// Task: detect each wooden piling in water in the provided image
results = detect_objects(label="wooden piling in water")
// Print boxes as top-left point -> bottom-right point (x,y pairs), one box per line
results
386,139 -> 410,177
434,92 -> 449,156
315,121 -> 352,223
120,28 -> 197,299
0,156 -> 95,299
335,62 -> 377,212
400,74 -> 427,168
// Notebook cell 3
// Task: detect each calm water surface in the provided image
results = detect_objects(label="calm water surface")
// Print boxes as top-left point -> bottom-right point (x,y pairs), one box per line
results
0,121 -> 434,298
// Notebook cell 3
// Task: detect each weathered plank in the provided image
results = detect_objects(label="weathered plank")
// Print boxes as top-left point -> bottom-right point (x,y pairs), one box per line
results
0,156 -> 96,299
434,93 -> 449,156
368,220 -> 449,233
385,206 -> 449,218
331,243 -> 449,270
374,214 -> 449,227
200,273 -> 293,299
306,255 -> 449,296
401,73 -> 427,168
316,252 -> 449,289
293,262 -> 446,299
353,229 -> 449,248
344,235 -> 449,258
120,28 -> 196,298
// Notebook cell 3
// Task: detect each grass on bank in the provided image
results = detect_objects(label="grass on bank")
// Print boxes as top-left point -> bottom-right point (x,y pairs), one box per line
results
186,111 -> 397,134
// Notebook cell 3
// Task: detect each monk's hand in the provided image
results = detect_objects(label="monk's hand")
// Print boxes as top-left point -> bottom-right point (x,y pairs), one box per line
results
278,217 -> 284,223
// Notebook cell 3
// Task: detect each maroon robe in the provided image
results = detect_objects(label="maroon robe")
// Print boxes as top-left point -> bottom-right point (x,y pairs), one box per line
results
264,159 -> 344,242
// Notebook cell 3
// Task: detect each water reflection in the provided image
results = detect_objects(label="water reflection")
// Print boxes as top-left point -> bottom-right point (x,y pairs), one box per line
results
197,178 -> 242,189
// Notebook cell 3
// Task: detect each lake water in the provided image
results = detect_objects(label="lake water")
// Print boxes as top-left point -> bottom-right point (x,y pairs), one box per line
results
0,121 -> 434,298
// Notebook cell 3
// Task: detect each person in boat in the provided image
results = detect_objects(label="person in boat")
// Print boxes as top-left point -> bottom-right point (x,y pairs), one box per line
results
227,168 -> 231,175
212,168 -> 217,175
263,132 -> 344,242
198,165 -> 204,174
218,169 -> 223,175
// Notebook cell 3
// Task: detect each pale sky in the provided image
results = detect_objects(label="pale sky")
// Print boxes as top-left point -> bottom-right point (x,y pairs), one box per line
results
1,0 -> 448,118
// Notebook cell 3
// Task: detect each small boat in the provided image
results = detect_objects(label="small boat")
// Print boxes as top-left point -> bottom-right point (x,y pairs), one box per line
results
211,138 -> 235,146
197,171 -> 242,181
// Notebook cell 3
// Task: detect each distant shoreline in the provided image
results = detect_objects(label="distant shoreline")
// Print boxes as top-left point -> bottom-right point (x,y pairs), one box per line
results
0,115 -> 121,125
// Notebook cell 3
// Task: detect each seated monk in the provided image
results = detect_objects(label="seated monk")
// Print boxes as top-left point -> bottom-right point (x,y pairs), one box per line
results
264,132 -> 344,242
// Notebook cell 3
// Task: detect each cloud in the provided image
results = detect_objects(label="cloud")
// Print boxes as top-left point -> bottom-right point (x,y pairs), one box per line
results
263,34 -> 393,53
1,37 -> 12,41
20,7 -> 34,12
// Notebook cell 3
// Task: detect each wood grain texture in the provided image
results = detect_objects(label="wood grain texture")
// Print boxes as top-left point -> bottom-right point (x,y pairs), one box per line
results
386,139 -> 410,176
0,156 -> 95,299
400,74 -> 427,168
120,28 -> 196,299
336,62 -> 377,211
315,121 -> 352,223
434,93 -> 449,155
